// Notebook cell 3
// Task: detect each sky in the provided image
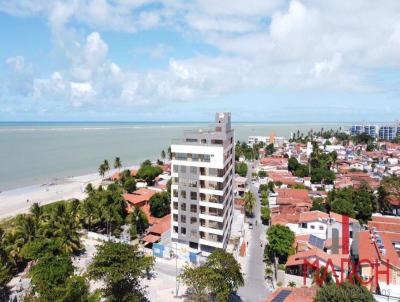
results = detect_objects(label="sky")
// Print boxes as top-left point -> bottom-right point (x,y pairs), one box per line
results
0,0 -> 400,122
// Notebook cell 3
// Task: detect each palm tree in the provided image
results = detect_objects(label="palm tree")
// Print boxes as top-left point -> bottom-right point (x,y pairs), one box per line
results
243,192 -> 256,217
85,183 -> 94,195
311,266 -> 333,287
30,202 -> 42,227
161,150 -> 166,160
288,281 -> 296,288
114,157 -> 122,172
14,214 -> 37,244
98,163 -> 106,179
80,198 -> 97,231
103,160 -> 110,176
53,205 -> 81,254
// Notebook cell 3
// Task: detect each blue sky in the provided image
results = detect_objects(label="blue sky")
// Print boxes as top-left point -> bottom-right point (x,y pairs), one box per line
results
1,0 -> 400,122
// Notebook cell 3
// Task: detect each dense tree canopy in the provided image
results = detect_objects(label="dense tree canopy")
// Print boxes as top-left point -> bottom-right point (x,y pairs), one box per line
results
88,241 -> 155,301
180,249 -> 244,302
137,160 -> 163,184
327,183 -> 377,223
149,191 -> 170,218
236,162 -> 248,177
314,282 -> 375,302
267,225 -> 295,263
378,176 -> 400,214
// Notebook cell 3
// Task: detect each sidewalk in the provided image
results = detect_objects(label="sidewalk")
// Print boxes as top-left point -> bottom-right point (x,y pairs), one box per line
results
144,256 -> 189,302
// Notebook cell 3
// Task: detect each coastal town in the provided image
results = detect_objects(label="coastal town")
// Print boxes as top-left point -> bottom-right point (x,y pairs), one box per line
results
1,113 -> 400,302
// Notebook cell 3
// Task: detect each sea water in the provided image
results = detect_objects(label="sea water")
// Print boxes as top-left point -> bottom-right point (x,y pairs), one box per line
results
0,122 -> 347,190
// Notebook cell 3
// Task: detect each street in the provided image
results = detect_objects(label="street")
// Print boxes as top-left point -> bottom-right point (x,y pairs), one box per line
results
238,162 -> 271,302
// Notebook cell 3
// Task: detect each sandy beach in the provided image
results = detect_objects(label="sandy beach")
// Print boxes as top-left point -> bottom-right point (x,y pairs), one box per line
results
0,166 -> 139,219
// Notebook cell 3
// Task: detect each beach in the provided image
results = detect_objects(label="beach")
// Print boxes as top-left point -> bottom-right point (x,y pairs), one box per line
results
0,166 -> 139,219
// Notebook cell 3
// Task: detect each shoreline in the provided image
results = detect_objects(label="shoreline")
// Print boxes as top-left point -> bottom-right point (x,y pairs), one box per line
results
0,164 -> 141,220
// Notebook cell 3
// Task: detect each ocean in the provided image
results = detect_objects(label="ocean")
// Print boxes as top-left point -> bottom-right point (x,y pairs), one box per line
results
0,122 -> 349,191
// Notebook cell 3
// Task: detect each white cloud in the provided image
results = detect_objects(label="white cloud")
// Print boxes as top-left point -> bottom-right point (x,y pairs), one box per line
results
2,0 -> 400,113
5,56 -> 26,72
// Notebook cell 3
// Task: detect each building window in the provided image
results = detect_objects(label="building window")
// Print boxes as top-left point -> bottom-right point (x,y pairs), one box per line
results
181,203 -> 186,211
181,190 -> 186,199
173,214 -> 178,222
319,226 -> 324,230
190,217 -> 197,224
310,225 -> 315,229
181,215 -> 186,223
190,166 -> 197,174
176,153 -> 187,160
301,223 -> 307,228
173,226 -> 178,233
180,165 -> 186,173
173,165 -> 178,173
190,204 -> 197,213
181,227 -> 186,235
190,192 -> 197,200
173,202 -> 178,210
173,190 -> 178,198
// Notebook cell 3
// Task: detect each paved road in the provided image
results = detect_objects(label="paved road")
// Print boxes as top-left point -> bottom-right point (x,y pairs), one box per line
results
238,163 -> 271,302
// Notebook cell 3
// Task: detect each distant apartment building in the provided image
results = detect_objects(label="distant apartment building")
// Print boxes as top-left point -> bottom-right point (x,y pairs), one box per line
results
351,123 -> 400,140
248,135 -> 268,146
247,135 -> 285,147
379,125 -> 397,141
170,113 -> 235,253
351,124 -> 377,137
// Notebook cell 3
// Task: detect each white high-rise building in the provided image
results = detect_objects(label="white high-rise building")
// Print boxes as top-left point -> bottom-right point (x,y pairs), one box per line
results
170,113 -> 235,254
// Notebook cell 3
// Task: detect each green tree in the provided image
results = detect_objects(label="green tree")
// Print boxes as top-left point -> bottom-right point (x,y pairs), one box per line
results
179,265 -> 212,302
58,276 -> 93,302
258,170 -> 267,178
261,207 -> 270,224
235,162 -> 248,177
312,266 -> 333,287
137,164 -> 162,185
314,282 -> 375,302
29,253 -> 74,301
180,249 -> 244,302
149,191 -> 170,218
103,160 -> 110,177
88,241 -> 155,302
311,198 -> 327,212
261,191 -> 269,206
330,198 -> 356,218
0,228 -> 12,298
21,238 -> 65,260
128,206 -> 149,235
378,176 -> 400,214
99,163 -> 106,179
243,191 -> 256,217
114,157 -> 122,171
204,249 -> 244,301
52,204 -> 82,254
267,225 -> 295,263
265,143 -> 276,155
85,183 -> 95,195
123,177 -> 136,193
288,157 -> 300,172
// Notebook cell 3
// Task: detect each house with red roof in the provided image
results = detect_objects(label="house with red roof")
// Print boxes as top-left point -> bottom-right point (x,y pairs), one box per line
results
354,215 -> 400,294
264,288 -> 317,302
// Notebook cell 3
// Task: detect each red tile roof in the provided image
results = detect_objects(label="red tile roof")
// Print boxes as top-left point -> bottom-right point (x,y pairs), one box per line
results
265,288 -> 317,302
123,188 -> 156,206
147,214 -> 171,235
